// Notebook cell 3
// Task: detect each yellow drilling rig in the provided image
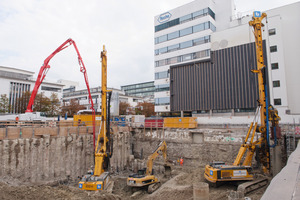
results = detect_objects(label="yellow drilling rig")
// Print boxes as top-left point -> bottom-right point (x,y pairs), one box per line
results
204,11 -> 280,193
79,46 -> 113,191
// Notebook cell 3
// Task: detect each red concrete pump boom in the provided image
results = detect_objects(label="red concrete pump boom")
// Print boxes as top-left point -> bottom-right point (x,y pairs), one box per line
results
25,38 -> 96,145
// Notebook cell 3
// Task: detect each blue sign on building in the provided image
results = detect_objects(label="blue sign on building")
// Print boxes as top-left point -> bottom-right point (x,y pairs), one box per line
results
254,11 -> 262,17
158,12 -> 172,23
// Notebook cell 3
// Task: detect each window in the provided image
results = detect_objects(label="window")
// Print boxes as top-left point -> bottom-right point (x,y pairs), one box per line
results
168,31 -> 179,40
274,98 -> 281,105
154,8 -> 214,32
193,10 -> 204,18
168,44 -> 179,52
155,49 -> 159,55
273,80 -> 280,87
270,45 -> 277,53
271,63 -> 279,70
269,28 -> 276,36
193,23 -> 205,33
167,57 -> 177,64
180,40 -> 193,49
158,35 -> 167,43
160,47 -> 168,54
180,27 -> 192,37
155,84 -> 170,92
155,97 -> 170,105
182,53 -> 192,61
180,14 -> 192,23
155,71 -> 169,80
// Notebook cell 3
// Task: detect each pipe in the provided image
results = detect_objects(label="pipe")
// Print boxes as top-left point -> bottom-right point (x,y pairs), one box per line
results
265,84 -> 276,148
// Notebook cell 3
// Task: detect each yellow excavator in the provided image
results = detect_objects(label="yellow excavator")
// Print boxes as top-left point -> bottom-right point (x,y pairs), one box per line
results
204,11 -> 280,193
79,46 -> 114,191
127,141 -> 171,193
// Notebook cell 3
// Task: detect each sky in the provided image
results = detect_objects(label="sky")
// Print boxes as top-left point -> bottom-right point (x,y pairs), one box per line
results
0,0 -> 298,90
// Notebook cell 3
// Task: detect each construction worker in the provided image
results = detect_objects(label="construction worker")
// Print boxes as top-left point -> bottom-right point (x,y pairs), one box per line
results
15,116 -> 19,122
180,157 -> 184,166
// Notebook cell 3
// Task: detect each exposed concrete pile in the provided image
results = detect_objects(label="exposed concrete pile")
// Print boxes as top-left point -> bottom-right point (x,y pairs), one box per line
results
0,134 -> 94,183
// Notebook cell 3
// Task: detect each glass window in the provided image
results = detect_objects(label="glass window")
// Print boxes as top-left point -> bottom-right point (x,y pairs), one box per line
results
274,98 -> 281,105
193,10 -> 204,18
177,56 -> 182,62
155,84 -> 170,92
180,14 -> 192,23
273,80 -> 280,87
182,53 -> 192,61
154,49 -> 159,55
193,37 -> 204,45
269,28 -> 276,36
210,22 -> 216,32
208,7 -> 215,19
180,27 -> 193,37
193,23 -> 204,33
168,44 -> 179,52
158,35 -> 167,43
155,97 -> 170,105
160,47 -> 168,54
155,71 -> 169,80
180,40 -> 193,49
271,63 -> 279,70
168,31 -> 179,40
270,45 -> 277,53
167,57 -> 177,64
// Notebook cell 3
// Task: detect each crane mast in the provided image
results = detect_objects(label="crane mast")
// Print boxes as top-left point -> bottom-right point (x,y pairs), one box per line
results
79,46 -> 113,191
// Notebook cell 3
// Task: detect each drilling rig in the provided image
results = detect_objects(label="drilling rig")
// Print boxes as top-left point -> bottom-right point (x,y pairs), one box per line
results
79,46 -> 113,191
204,11 -> 280,193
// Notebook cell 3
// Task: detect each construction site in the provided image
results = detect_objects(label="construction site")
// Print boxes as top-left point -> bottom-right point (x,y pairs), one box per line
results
1,0 -> 300,200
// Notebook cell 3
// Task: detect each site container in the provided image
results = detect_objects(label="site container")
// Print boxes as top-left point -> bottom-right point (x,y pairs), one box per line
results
73,114 -> 102,126
163,117 -> 197,129
145,118 -> 163,128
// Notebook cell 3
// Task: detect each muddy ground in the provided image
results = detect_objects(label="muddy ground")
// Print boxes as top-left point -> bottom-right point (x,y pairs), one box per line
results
0,165 -> 267,200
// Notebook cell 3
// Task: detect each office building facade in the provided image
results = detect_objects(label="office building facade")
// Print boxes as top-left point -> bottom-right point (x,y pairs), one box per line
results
154,0 -> 234,113
164,1 -> 300,123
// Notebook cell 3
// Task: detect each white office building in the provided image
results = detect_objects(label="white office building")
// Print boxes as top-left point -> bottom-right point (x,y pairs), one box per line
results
0,66 -> 64,113
210,2 -> 300,122
154,0 -> 300,123
154,0 -> 234,113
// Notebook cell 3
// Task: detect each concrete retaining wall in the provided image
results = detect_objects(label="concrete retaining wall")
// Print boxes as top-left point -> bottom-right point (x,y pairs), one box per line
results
0,134 -> 94,183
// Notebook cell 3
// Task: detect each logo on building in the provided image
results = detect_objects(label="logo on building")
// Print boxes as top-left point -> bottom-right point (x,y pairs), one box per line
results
158,12 -> 172,23
254,11 -> 261,17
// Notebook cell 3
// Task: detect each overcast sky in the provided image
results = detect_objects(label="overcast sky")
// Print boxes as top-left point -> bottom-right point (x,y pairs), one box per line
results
0,0 -> 298,90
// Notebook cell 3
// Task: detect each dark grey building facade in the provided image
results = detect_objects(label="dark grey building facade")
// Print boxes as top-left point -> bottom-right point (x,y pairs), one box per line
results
170,42 -> 268,113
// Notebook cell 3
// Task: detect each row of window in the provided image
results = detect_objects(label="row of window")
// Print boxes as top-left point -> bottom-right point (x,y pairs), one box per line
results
126,87 -> 155,94
155,71 -> 169,80
269,28 -> 282,106
155,35 -> 210,55
155,7 -> 215,32
155,49 -> 210,68
155,84 -> 170,92
121,82 -> 154,90
155,97 -> 170,105
155,21 -> 215,44
41,86 -> 61,92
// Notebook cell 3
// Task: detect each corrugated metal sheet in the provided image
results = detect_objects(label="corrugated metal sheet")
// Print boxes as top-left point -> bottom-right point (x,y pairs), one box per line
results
170,42 -> 268,112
